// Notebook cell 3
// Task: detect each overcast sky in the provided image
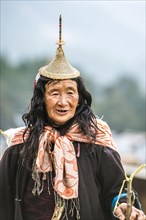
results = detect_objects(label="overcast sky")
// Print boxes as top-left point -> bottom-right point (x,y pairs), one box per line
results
1,0 -> 145,89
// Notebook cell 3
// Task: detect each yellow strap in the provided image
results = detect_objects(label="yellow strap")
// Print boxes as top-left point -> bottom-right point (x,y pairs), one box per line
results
0,129 -> 9,140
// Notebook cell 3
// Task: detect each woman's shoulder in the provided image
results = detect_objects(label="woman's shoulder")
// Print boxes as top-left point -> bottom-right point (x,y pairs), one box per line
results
86,142 -> 121,165
0,144 -> 24,177
1,144 -> 24,162
93,143 -> 120,159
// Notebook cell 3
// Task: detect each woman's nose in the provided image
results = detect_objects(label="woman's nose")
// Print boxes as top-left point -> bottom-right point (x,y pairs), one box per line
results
58,95 -> 68,106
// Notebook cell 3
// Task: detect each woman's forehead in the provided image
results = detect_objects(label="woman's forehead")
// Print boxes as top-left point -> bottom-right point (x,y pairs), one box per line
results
46,79 -> 77,89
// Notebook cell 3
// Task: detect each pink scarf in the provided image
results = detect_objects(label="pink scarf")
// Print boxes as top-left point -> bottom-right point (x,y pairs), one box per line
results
9,118 -> 117,199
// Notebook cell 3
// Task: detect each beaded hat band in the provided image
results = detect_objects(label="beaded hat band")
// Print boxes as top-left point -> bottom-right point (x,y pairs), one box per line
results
39,15 -> 80,79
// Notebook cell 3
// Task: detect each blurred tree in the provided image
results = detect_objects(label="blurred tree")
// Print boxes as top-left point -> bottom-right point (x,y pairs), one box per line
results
0,56 -> 49,129
94,76 -> 145,131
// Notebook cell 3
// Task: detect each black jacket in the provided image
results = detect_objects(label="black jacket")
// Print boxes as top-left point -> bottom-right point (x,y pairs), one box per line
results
0,142 -> 128,220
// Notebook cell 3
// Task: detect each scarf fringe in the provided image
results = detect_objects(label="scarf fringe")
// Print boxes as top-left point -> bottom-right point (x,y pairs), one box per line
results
52,193 -> 80,220
32,171 -> 80,220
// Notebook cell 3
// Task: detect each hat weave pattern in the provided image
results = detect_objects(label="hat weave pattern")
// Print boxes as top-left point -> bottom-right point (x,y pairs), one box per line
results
39,46 -> 80,79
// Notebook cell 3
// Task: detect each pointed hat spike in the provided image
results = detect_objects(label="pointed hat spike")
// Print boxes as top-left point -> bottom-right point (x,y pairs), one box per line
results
56,15 -> 65,46
39,15 -> 80,79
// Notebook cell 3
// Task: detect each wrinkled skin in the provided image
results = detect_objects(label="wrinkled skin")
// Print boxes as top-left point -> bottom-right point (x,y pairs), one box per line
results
44,79 -> 79,126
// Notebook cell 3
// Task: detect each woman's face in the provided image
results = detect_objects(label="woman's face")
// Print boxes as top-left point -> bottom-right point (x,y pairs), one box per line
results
44,79 -> 79,125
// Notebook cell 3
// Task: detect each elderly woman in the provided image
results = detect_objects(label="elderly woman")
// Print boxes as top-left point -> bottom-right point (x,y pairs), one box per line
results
0,17 -> 145,220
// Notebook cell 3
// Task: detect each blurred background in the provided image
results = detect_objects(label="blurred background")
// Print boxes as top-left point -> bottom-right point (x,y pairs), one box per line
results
0,0 -> 145,211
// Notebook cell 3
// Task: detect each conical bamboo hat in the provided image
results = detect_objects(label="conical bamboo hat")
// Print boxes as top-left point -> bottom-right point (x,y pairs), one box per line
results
39,16 -> 80,79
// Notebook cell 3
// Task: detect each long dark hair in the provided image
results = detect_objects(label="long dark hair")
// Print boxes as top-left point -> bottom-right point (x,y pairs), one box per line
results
22,76 -> 98,169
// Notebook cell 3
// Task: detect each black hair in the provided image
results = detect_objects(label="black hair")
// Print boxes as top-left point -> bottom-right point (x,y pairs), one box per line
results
22,76 -> 98,169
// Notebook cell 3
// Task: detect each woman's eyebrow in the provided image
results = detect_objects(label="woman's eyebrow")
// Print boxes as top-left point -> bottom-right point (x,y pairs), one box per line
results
66,86 -> 76,91
47,88 -> 59,93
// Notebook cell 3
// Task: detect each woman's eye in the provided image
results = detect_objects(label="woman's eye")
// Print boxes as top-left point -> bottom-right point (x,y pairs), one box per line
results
68,91 -> 74,95
52,92 -> 58,96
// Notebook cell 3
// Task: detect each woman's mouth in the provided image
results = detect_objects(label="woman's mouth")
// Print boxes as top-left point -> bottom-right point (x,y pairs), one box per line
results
56,109 -> 68,114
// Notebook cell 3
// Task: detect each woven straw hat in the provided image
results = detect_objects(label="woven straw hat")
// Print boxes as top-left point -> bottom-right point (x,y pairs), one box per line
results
39,16 -> 80,79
